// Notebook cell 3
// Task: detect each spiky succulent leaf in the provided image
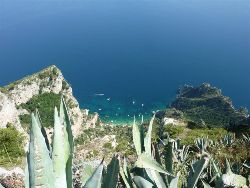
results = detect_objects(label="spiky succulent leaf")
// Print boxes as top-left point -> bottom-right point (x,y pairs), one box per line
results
52,107 -> 68,188
81,164 -> 95,186
153,144 -> 162,166
144,115 -> 155,155
135,153 -> 173,176
211,159 -> 221,178
169,173 -> 180,188
123,158 -> 129,178
60,97 -> 74,188
146,169 -> 166,188
35,109 -> 51,153
202,180 -> 212,188
25,157 -> 29,188
133,117 -> 142,156
216,159 -> 247,188
28,113 -> 54,188
165,140 -> 173,176
120,171 -> 131,188
0,184 -> 4,188
120,165 -> 132,188
133,176 -> 154,188
187,155 -> 210,188
83,160 -> 104,188
102,156 -> 120,188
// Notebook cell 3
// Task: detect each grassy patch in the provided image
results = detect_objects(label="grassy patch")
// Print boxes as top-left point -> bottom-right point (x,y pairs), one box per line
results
163,125 -> 229,146
181,128 -> 229,145
163,125 -> 185,138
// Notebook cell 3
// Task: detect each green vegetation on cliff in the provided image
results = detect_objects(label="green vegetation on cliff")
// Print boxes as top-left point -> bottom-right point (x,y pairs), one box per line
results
19,93 -> 61,128
158,83 -> 249,129
0,125 -> 25,167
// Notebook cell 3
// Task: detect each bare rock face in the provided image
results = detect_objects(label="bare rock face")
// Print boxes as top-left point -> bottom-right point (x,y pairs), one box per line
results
0,92 -> 23,132
85,113 -> 101,129
0,167 -> 24,188
0,65 -> 84,136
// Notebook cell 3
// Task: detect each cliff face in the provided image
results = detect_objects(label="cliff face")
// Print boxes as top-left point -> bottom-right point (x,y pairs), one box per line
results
0,92 -> 23,131
0,65 -> 84,136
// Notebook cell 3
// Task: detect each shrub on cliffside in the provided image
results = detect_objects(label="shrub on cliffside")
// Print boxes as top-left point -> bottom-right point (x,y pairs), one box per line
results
19,93 -> 61,127
0,125 -> 25,167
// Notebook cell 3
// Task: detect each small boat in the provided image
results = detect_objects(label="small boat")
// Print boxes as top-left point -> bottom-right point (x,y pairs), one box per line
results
95,93 -> 104,96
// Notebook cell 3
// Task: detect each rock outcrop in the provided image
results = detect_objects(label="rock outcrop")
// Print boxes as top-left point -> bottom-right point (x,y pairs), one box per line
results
0,92 -> 23,132
0,167 -> 24,188
0,65 -> 83,136
157,83 -> 249,128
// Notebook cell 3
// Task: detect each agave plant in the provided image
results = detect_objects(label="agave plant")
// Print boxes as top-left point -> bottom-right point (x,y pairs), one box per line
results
119,115 -> 210,188
25,97 -> 119,188
242,134 -> 250,143
25,98 -> 73,188
208,159 -> 248,188
195,137 -> 211,154
24,97 -> 249,188
220,134 -> 235,147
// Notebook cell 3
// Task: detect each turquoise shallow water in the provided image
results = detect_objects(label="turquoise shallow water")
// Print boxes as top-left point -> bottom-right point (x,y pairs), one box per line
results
81,94 -> 169,124
0,0 -> 250,122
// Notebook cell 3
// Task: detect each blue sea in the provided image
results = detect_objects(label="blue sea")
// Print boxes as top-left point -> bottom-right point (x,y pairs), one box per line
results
0,0 -> 250,124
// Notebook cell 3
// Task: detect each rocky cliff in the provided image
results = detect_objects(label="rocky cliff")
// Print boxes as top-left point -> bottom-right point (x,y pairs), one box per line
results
0,65 -> 85,136
157,83 -> 249,129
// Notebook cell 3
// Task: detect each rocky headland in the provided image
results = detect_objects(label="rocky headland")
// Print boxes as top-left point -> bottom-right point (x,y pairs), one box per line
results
156,83 -> 249,130
0,65 -> 100,136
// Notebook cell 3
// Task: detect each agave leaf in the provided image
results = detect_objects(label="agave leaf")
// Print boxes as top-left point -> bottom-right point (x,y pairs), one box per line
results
81,164 -> 95,186
133,176 -> 154,188
120,165 -> 132,188
60,97 -> 74,188
153,144 -> 162,166
83,160 -> 104,188
187,155 -> 210,188
102,156 -> 120,188
135,153 -> 173,176
123,158 -> 129,178
216,159 -> 247,188
0,184 -> 4,188
28,113 -> 54,187
146,169 -> 167,188
133,117 -> 142,156
52,107 -> 68,188
202,180 -> 212,188
25,157 -> 29,188
164,140 -> 173,180
35,109 -> 51,153
123,158 -> 134,186
120,170 -> 131,188
211,159 -> 221,178
169,173 -> 180,188
144,114 -> 155,155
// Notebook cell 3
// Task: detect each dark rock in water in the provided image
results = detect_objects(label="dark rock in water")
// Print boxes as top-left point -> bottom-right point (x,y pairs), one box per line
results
159,83 -> 249,129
